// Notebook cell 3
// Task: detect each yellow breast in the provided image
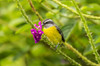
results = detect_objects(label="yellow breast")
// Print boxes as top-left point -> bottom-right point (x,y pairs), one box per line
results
43,26 -> 62,44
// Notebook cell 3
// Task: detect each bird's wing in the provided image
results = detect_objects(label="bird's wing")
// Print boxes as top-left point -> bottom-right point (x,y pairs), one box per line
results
55,25 -> 65,42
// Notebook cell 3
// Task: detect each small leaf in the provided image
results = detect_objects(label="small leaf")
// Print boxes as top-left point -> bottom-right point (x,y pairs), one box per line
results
47,0 -> 59,8
15,24 -> 31,34
83,43 -> 100,56
46,12 -> 54,18
81,4 -> 100,14
89,24 -> 100,35
95,36 -> 100,44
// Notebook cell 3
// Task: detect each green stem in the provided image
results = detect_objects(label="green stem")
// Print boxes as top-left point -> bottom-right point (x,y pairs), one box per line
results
42,3 -> 79,19
15,0 -> 34,28
57,49 -> 81,66
53,0 -> 100,20
63,42 -> 97,65
27,0 -> 43,21
42,35 -> 81,66
71,0 -> 100,63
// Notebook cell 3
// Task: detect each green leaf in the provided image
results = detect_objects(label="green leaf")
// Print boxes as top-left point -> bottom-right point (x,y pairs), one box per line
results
15,24 -> 31,34
46,12 -> 55,18
0,51 -> 14,60
83,43 -> 100,56
9,18 -> 25,27
95,36 -> 100,44
89,24 -> 100,35
61,19 -> 77,41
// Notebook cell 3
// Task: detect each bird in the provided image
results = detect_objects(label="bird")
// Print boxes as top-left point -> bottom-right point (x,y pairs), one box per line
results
42,19 -> 65,48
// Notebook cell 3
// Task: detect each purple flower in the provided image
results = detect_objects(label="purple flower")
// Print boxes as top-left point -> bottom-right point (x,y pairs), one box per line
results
31,21 -> 44,43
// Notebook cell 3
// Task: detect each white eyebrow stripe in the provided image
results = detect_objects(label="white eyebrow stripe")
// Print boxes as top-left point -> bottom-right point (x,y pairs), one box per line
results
45,19 -> 52,23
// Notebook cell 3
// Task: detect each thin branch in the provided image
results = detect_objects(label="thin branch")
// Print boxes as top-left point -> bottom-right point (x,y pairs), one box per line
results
71,0 -> 100,63
42,3 -> 79,19
27,0 -> 43,21
57,49 -> 81,66
15,0 -> 34,28
53,0 -> 100,20
42,35 -> 81,66
63,42 -> 97,65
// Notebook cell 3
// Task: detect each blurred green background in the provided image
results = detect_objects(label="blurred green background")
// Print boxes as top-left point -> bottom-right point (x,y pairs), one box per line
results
0,0 -> 100,66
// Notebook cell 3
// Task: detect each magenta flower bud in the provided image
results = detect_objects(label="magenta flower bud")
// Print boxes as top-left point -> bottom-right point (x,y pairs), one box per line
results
31,21 -> 44,43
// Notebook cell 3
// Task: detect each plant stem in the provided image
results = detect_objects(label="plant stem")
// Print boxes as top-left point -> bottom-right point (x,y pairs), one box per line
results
42,3 -> 79,19
53,0 -> 100,20
57,49 -> 81,66
15,0 -> 34,28
42,36 -> 81,66
27,0 -> 43,21
71,0 -> 100,63
63,42 -> 97,65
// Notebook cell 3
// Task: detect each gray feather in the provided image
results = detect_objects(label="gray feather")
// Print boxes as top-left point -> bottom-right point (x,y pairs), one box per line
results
55,25 -> 65,42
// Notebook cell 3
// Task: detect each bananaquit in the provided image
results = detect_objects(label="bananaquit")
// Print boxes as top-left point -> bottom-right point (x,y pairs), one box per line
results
42,19 -> 65,47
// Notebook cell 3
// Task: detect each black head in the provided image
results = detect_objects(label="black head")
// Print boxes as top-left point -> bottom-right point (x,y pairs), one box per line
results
42,19 -> 54,26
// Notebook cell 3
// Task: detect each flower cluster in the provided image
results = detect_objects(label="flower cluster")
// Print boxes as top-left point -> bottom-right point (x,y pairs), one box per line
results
31,21 -> 43,43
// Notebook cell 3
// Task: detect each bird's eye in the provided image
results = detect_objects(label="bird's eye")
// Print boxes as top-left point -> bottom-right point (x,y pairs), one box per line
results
44,21 -> 47,24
